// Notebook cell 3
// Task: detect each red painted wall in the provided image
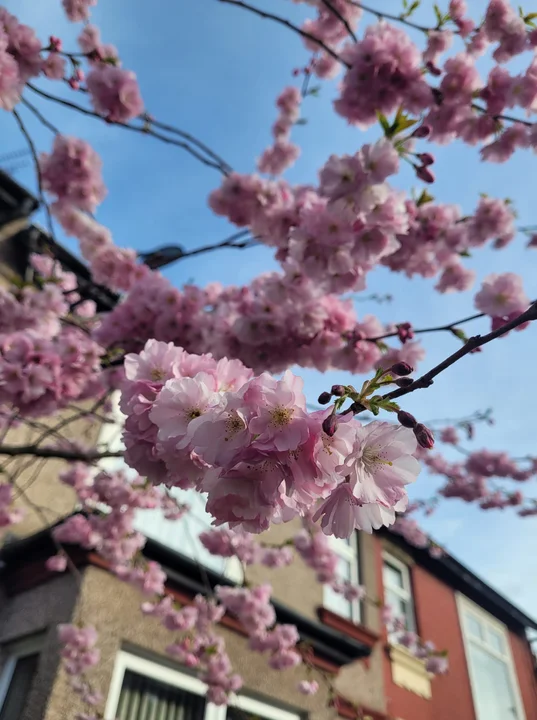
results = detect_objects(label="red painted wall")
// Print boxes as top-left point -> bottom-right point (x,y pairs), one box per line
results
374,537 -> 537,720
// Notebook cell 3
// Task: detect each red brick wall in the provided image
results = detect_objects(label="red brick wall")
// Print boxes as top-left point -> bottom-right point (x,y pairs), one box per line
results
374,537 -> 537,720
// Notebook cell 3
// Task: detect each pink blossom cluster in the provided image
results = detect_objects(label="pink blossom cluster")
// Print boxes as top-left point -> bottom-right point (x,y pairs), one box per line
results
334,24 -> 432,128
78,25 -> 120,65
62,0 -> 98,23
40,135 -> 107,213
257,87 -> 301,176
0,484 -> 24,527
57,624 -> 102,707
0,8 -> 41,110
474,273 -> 530,329
86,64 -> 144,123
120,340 -> 420,538
388,626 -> 449,676
200,528 -> 293,568
52,201 -> 149,292
145,595 -> 242,704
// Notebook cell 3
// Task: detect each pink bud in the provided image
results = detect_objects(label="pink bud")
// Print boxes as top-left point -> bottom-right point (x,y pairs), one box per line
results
390,362 -> 413,376
331,384 -> 346,397
322,414 -> 338,437
68,79 -> 80,90
49,36 -> 62,52
416,166 -> 435,184
397,411 -> 417,429
318,391 -> 332,405
417,153 -> 435,167
412,125 -> 431,138
414,423 -> 435,449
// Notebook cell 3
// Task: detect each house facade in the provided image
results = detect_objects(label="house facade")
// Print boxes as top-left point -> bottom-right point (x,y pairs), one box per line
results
0,174 -> 536,720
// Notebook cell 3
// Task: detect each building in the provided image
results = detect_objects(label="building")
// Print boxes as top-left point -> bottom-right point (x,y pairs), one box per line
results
0,173 -> 536,720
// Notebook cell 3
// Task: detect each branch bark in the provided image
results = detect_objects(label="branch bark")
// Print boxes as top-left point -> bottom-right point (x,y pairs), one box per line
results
0,445 -> 124,461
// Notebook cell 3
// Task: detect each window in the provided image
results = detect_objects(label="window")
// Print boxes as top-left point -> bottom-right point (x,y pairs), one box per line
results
0,635 -> 43,720
382,552 -> 415,633
323,534 -> 361,623
457,595 -> 526,720
105,651 -> 301,720
96,394 -> 242,582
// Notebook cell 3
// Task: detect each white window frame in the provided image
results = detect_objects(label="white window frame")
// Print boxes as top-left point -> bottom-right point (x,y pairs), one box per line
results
323,533 -> 361,624
456,593 -> 526,720
0,634 -> 44,713
382,551 -> 416,633
105,650 -> 301,720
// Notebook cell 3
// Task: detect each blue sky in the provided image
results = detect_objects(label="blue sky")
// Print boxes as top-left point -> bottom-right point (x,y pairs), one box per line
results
2,0 -> 537,619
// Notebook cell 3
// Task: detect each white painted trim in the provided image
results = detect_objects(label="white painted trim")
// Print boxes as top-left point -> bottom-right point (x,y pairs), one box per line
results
323,532 -> 361,623
0,633 -> 44,712
382,551 -> 415,632
105,650 -> 302,720
456,593 -> 526,720
232,693 -> 301,720
104,650 -> 210,720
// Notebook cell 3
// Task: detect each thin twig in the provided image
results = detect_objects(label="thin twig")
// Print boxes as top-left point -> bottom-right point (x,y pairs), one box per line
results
0,445 -> 124,461
12,108 -> 56,239
368,310 -> 487,342
378,302 -> 537,405
138,230 -> 257,269
471,102 -> 535,129
21,96 -> 60,134
149,118 -> 233,174
26,84 -> 230,175
319,0 -> 357,41
347,0 -> 431,33
216,0 -> 348,66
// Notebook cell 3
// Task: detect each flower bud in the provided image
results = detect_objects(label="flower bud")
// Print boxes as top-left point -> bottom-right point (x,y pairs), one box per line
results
318,391 -> 332,405
397,410 -> 417,429
331,384 -> 346,397
395,377 -> 414,388
417,152 -> 435,167
49,35 -> 62,52
390,362 -> 413,376
412,124 -> 431,138
414,423 -> 435,449
322,414 -> 338,437
416,165 -> 435,184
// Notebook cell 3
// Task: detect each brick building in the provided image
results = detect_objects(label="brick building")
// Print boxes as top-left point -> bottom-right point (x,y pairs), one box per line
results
0,174 -> 536,720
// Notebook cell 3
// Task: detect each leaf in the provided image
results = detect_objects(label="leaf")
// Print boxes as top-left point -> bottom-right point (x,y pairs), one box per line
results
307,86 -> 321,97
416,189 -> 434,206
376,111 -> 391,135
395,115 -> 418,134
458,249 -> 471,257
433,4 -> 443,24
450,327 -> 467,341
294,118 -> 308,125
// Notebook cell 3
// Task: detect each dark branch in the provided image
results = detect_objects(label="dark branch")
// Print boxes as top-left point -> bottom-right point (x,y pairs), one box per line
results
216,0 -> 348,66
347,0 -> 431,33
319,0 -> 357,42
21,96 -> 60,135
26,84 -> 231,175
368,309 -> 487,342
0,445 -> 124,461
12,108 -> 56,240
138,230 -> 257,269
377,302 -> 537,405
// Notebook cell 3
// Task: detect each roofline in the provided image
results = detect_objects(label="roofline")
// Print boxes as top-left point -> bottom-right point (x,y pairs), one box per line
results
381,528 -> 537,632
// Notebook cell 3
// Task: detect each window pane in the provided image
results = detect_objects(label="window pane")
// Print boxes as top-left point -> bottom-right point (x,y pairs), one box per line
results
385,591 -> 415,632
383,562 -> 404,590
135,490 -> 226,575
487,628 -> 505,655
324,583 -> 352,620
0,653 -> 39,720
468,644 -> 519,720
466,613 -> 485,641
116,669 -> 206,720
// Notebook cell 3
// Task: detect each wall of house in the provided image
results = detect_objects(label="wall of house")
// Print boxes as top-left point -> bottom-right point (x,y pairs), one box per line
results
41,565 -> 387,720
0,573 -> 79,720
377,536 -> 537,720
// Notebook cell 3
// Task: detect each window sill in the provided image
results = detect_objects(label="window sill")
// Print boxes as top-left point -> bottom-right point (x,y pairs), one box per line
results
386,644 -> 432,699
317,607 -> 379,650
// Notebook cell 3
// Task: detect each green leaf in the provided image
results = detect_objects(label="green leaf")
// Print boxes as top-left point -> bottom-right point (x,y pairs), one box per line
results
450,327 -> 467,341
307,86 -> 321,97
458,249 -> 471,257
525,11 -> 537,20
376,111 -> 391,135
433,4 -> 443,24
416,189 -> 434,206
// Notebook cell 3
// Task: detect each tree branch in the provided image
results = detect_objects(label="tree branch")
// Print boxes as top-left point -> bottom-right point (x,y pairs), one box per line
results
21,96 -> 60,135
26,84 -> 231,175
138,230 -> 257,269
319,0 -> 357,42
216,0 -> 348,66
378,302 -> 537,405
368,309 -> 487,342
12,108 -> 56,240
346,0 -> 431,33
0,445 -> 124,461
